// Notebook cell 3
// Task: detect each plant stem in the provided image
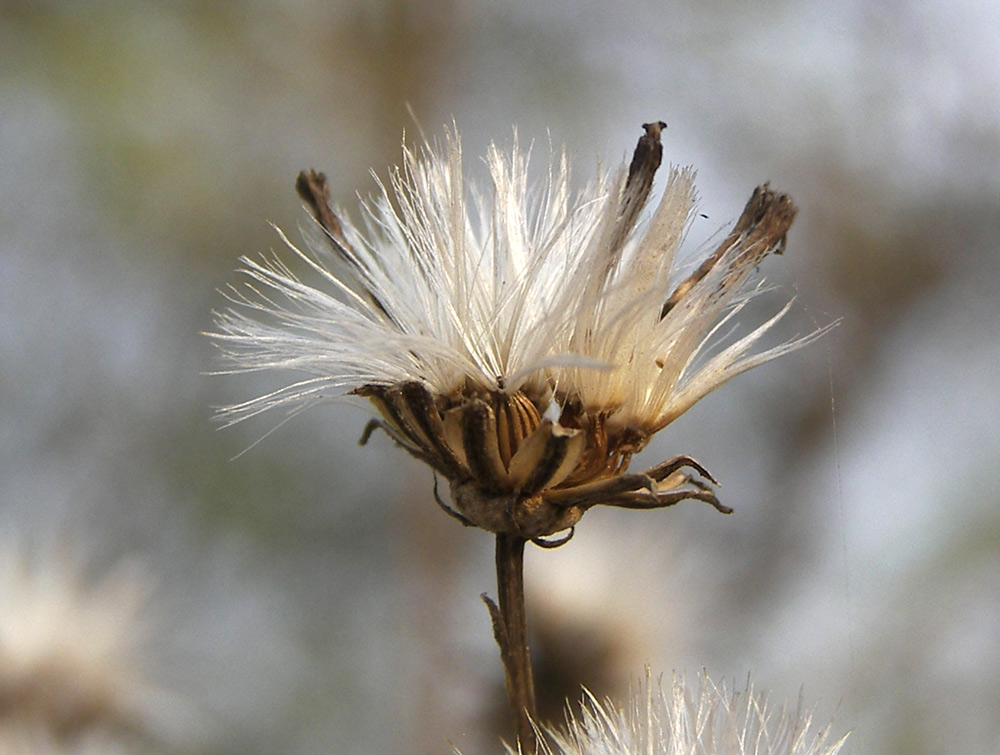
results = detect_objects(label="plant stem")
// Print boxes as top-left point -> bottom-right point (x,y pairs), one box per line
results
484,533 -> 538,753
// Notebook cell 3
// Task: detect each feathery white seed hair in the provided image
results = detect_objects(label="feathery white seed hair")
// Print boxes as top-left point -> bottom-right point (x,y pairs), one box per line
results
212,127 -> 828,431
504,670 -> 849,755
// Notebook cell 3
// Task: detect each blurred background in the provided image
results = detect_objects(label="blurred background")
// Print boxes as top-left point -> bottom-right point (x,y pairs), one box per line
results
2,1 -> 999,752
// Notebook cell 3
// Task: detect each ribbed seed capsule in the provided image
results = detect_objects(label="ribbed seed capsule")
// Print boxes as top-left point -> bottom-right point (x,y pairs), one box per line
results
494,391 -> 541,468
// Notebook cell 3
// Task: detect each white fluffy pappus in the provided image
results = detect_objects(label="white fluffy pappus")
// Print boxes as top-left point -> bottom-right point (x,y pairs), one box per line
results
213,125 -> 827,432
505,670 -> 849,755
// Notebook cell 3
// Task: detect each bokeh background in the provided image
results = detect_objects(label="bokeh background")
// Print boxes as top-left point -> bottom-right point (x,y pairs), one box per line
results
2,1 -> 999,753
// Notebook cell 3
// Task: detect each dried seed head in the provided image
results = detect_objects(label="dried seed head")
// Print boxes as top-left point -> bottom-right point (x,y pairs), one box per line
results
211,123 -> 833,539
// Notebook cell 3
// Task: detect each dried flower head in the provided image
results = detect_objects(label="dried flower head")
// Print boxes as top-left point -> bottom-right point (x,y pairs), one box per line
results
0,541 -> 200,748
212,123 -> 829,541
508,669 -> 849,755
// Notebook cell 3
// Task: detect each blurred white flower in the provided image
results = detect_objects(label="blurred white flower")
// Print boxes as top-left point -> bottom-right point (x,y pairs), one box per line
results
0,722 -> 134,755
0,524 -> 303,754
0,541 -> 202,751
212,123 -> 831,538
508,670 -> 848,755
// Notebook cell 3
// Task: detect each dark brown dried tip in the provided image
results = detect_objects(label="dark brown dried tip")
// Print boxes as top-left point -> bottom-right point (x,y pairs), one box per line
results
596,121 -> 670,284
295,169 -> 349,249
627,121 -> 666,187
728,182 -> 797,257
619,121 -> 665,227
296,169 -> 396,324
660,183 -> 798,318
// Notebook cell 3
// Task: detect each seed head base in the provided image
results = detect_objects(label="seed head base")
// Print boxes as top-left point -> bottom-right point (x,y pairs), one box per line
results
357,380 -> 729,541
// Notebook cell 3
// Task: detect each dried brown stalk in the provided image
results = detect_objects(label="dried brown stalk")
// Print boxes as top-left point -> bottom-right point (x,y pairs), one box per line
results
483,534 -> 538,753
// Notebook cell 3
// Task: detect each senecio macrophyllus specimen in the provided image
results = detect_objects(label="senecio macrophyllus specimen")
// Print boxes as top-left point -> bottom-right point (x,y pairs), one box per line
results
212,123 -> 828,542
